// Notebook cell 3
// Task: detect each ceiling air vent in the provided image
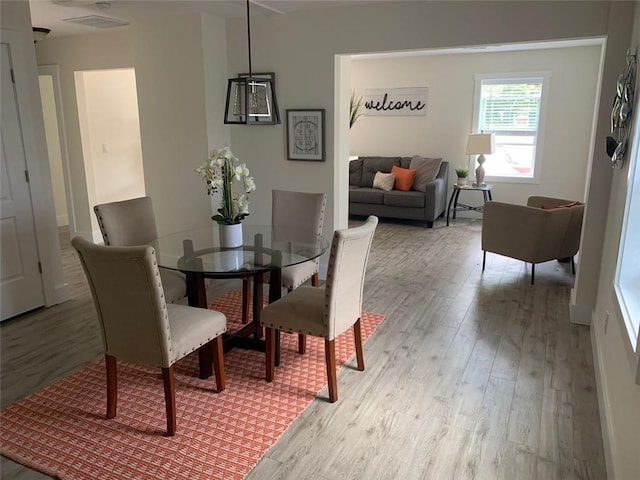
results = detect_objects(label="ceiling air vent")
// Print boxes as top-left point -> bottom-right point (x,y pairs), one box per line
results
62,15 -> 129,29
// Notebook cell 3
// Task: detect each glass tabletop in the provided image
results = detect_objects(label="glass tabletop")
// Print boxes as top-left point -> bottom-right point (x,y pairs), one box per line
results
151,224 -> 329,275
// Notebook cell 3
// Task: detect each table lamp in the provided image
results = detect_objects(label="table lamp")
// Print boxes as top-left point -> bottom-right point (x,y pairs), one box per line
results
465,133 -> 495,187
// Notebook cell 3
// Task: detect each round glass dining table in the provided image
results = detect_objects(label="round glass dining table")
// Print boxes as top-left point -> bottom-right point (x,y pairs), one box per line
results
151,224 -> 329,378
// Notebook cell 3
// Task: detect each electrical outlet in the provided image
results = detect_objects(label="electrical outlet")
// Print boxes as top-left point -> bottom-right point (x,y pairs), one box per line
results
604,310 -> 610,334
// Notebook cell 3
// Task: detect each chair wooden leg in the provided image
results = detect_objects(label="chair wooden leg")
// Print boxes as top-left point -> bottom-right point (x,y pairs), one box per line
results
295,275 -> 317,354
482,251 -> 486,271
105,354 -> 117,419
162,366 -> 176,437
242,278 -> 250,324
298,333 -> 306,354
531,263 -> 535,285
265,327 -> 275,382
325,339 -> 338,403
354,319 -> 365,371
211,336 -> 225,392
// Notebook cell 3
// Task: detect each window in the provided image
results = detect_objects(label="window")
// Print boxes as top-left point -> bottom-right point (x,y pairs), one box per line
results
614,126 -> 640,356
472,72 -> 551,182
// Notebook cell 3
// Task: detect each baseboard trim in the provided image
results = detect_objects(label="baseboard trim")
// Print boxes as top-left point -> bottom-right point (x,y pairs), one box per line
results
54,283 -> 71,305
591,317 -> 616,480
570,291 -> 592,325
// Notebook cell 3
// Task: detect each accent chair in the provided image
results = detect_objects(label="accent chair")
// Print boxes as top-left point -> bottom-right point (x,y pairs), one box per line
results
481,196 -> 585,284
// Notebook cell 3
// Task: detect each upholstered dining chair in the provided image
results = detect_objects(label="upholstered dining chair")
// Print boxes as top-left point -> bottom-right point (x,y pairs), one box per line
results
94,196 -> 187,304
71,236 -> 226,436
242,190 -> 327,353
260,215 -> 378,403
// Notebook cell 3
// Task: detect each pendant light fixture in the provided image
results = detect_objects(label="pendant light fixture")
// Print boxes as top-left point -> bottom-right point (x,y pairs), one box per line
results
224,0 -> 280,125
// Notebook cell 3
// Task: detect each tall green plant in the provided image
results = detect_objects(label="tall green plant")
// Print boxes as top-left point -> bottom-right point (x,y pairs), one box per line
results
350,91 -> 364,129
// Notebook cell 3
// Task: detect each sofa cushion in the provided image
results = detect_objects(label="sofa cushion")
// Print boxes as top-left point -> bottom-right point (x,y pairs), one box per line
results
349,158 -> 363,186
350,187 -> 385,204
360,156 -> 401,187
410,156 -> 443,192
373,171 -> 395,191
400,157 -> 413,168
383,190 -> 425,208
391,165 -> 416,192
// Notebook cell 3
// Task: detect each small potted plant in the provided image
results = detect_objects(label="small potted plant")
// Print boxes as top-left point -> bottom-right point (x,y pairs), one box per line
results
455,166 -> 469,186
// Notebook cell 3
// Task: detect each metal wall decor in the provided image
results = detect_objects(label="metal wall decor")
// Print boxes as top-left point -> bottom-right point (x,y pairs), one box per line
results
607,49 -> 636,168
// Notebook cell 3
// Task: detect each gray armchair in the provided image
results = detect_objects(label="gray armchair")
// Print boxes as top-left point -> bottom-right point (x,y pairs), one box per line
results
481,196 -> 585,284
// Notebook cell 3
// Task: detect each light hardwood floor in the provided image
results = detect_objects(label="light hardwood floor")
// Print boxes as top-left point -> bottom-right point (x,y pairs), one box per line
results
1,219 -> 605,479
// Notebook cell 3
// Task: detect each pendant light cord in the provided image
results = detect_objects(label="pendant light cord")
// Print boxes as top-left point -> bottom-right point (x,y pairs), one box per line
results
246,0 -> 253,77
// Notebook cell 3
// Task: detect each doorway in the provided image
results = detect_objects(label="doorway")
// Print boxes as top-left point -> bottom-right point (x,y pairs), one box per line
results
74,68 -> 145,241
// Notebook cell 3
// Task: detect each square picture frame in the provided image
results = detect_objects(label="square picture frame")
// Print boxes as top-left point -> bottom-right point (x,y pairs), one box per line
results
286,109 -> 325,161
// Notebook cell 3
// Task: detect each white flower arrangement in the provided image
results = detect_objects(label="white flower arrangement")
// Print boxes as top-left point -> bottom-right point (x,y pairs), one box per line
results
196,147 -> 256,225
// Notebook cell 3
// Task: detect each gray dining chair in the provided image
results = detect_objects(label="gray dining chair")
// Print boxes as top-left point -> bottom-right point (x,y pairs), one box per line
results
242,190 -> 327,353
72,236 -> 226,436
260,215 -> 378,403
94,196 -> 187,304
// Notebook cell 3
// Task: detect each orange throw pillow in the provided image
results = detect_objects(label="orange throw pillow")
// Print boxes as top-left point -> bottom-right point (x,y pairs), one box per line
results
391,165 -> 416,192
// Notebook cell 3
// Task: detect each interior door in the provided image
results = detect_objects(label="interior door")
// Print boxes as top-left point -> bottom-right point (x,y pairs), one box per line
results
1,42 -> 45,320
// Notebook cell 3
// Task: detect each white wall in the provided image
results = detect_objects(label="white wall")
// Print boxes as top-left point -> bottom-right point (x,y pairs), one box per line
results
591,3 -> 640,479
74,68 -> 145,239
131,13 -> 230,235
350,45 -> 601,207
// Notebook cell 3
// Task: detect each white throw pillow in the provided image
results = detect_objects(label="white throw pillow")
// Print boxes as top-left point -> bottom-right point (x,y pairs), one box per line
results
372,171 -> 395,192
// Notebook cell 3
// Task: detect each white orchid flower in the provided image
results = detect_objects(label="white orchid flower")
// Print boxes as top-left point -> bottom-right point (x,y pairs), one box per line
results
199,147 -> 254,223
234,165 -> 244,181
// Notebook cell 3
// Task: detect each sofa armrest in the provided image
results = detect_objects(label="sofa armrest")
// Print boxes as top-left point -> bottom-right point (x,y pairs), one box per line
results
482,201 -> 572,263
423,176 -> 446,218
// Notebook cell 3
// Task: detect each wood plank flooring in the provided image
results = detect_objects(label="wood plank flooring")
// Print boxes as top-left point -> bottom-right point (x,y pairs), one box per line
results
0,219 -> 606,479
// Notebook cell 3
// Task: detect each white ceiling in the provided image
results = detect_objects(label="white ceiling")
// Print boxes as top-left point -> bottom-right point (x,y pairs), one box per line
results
29,0 -> 386,38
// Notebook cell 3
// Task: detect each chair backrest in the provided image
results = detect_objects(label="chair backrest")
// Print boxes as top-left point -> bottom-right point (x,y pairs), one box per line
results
527,196 -> 585,257
272,190 -> 327,263
324,216 -> 378,339
272,190 -> 327,242
71,236 -> 173,368
94,196 -> 158,246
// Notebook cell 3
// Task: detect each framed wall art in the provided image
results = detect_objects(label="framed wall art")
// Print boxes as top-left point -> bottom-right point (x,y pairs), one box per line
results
286,109 -> 325,161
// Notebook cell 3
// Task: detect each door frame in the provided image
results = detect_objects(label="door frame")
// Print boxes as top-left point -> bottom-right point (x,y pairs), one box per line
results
1,28 -> 70,307
38,64 -> 75,234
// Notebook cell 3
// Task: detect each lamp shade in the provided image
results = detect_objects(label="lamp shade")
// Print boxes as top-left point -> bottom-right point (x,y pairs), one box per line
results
222,0 -> 280,125
465,133 -> 495,155
224,76 -> 280,125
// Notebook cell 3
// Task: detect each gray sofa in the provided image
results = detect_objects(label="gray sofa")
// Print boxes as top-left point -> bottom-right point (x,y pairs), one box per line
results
349,156 -> 449,228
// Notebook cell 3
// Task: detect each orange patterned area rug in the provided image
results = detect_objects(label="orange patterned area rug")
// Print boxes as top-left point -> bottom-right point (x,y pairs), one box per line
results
0,291 -> 385,480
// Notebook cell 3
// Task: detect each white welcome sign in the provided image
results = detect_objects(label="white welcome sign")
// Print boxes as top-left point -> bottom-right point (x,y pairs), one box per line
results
362,87 -> 428,116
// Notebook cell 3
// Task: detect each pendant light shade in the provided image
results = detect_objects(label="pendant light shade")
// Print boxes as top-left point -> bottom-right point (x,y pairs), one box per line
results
224,0 -> 280,125
224,75 -> 280,124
